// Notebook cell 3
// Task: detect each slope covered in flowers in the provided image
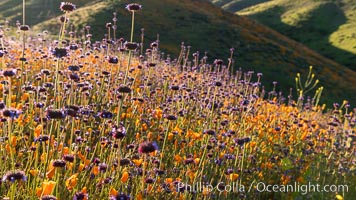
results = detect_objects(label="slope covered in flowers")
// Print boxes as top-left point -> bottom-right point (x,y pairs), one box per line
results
3,0 -> 354,105
0,2 -> 355,200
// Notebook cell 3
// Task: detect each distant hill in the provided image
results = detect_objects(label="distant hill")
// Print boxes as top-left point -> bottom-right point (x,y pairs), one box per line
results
1,0 -> 355,105
209,0 -> 356,71
0,0 -> 90,25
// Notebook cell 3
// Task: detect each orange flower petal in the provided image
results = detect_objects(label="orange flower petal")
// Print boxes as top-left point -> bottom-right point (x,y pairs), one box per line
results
132,159 -> 143,166
34,124 -> 43,138
229,173 -> 239,181
81,187 -> 87,193
11,135 -> 17,146
36,187 -> 43,197
63,147 -> 69,155
121,172 -> 129,183
42,181 -> 56,195
79,163 -> 85,172
92,166 -> 99,176
110,188 -> 118,196
65,173 -> 78,190
30,169 -> 38,177
46,166 -> 55,179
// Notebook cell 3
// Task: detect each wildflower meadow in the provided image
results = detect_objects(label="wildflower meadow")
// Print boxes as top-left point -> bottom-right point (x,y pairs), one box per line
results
0,1 -> 354,200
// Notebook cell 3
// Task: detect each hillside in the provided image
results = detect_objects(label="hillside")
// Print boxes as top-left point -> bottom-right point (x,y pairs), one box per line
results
1,0 -> 355,105
209,0 -> 356,71
1,11 -> 355,200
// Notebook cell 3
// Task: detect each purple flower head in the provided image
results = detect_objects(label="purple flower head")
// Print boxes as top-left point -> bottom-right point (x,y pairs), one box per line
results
138,141 -> 159,154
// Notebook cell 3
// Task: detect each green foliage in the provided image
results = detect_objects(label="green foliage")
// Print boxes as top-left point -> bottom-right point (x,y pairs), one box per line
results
280,157 -> 293,171
210,0 -> 356,71
295,66 -> 323,107
0,0 -> 91,25
221,0 -> 270,11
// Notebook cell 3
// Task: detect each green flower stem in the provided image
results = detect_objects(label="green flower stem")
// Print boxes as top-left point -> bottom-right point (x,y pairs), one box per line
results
142,153 -> 147,195
124,11 -> 136,84
130,11 -> 135,42
159,121 -> 171,170
0,38 -> 5,69
124,51 -> 132,84
59,12 -> 68,47
21,0 -> 26,86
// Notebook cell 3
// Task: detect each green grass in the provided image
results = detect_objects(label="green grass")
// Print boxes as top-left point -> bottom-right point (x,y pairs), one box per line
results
1,0 -> 355,105
216,0 -> 270,11
209,0 -> 356,71
0,0 -> 92,25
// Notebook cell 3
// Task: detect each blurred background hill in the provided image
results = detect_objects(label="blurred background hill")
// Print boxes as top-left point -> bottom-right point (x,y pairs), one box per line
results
209,0 -> 356,71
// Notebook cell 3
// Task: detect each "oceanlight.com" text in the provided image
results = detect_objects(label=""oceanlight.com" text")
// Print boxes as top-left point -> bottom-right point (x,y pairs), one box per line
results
176,181 -> 349,195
